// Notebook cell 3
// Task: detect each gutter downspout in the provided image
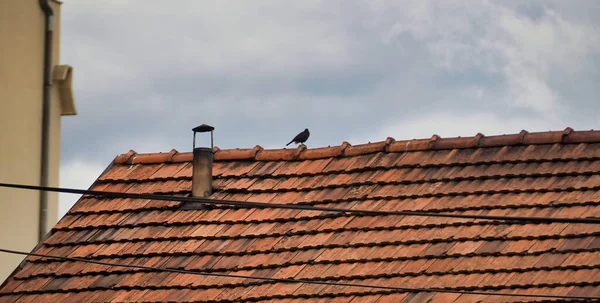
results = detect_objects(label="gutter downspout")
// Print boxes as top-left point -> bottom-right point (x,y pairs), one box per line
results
38,0 -> 54,242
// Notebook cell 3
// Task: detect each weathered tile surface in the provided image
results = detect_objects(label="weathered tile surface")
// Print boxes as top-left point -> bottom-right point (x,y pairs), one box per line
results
2,128 -> 600,302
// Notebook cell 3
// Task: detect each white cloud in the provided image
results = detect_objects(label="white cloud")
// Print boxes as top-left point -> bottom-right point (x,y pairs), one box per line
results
58,160 -> 107,219
59,1 -> 600,165
366,1 -> 600,116
504,65 -> 562,116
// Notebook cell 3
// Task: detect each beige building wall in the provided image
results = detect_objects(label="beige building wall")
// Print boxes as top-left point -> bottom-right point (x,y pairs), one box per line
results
0,0 -> 75,283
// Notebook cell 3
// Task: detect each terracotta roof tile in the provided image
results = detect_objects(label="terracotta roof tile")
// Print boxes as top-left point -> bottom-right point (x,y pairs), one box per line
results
298,143 -> 348,160
434,133 -> 484,150
388,136 -> 435,152
113,150 -> 137,164
132,149 -> 178,164
214,146 -> 262,161
256,146 -> 306,161
479,130 -> 528,147
565,130 -> 600,143
344,138 -> 394,157
3,127 -> 600,302
171,152 -> 193,162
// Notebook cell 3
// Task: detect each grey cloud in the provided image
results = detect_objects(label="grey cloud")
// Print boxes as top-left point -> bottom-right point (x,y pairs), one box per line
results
57,0 -> 600,216
60,0 -> 600,165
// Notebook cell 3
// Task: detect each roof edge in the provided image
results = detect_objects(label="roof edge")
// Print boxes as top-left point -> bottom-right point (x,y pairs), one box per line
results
113,127 -> 600,164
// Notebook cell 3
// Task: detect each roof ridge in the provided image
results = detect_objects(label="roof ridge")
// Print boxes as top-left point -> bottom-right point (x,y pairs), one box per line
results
114,127 -> 600,164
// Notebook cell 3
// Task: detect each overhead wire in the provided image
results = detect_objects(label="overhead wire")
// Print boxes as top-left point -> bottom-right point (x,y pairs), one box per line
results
1,182 -> 600,224
0,247 -> 598,301
1,183 -> 599,299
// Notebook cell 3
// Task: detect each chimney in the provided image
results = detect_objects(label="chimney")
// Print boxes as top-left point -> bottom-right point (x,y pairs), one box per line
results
191,124 -> 215,197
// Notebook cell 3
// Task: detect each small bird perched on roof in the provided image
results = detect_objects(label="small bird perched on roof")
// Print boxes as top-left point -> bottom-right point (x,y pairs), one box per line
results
286,128 -> 310,146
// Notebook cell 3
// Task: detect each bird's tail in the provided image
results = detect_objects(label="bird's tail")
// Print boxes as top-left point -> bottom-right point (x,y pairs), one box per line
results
286,141 -> 293,146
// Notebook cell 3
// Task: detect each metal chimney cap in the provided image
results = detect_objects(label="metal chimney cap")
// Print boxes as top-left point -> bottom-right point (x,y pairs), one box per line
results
192,124 -> 215,133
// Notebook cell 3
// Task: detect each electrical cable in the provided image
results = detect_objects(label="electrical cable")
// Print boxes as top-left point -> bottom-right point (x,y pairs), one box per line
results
0,247 -> 598,300
1,182 -> 600,224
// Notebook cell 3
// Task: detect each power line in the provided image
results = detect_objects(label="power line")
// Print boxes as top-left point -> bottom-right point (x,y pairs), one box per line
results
0,247 -> 598,300
1,182 -> 600,224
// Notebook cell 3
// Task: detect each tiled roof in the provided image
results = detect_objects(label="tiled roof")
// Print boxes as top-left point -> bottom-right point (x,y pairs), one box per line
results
2,127 -> 600,302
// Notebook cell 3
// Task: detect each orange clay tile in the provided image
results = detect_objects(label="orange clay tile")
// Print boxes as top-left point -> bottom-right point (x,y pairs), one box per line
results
387,136 -> 435,152
3,127 -> 600,303
522,129 -> 568,145
566,129 -> 600,143
171,151 -> 193,162
255,145 -> 305,161
214,146 -> 262,161
432,133 -> 483,150
343,138 -> 394,157
297,143 -> 348,160
131,149 -> 178,164
479,130 -> 528,147
113,149 -> 137,164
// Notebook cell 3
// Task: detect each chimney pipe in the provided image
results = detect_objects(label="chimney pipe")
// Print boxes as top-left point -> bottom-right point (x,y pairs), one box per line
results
191,124 -> 215,197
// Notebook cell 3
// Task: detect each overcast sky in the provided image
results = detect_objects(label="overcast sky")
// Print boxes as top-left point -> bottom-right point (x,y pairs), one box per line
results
57,0 -> 600,218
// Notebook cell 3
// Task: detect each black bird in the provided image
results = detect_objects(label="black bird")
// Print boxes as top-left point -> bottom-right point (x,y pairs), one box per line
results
286,128 -> 310,146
